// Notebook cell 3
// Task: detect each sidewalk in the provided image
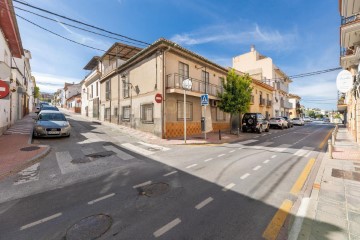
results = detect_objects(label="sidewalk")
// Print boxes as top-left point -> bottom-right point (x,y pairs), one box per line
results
60,108 -> 251,145
0,113 -> 50,181
296,125 -> 360,240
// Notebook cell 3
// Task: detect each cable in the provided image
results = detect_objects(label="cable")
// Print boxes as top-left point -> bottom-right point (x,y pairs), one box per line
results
13,5 -> 147,47
16,14 -> 107,52
13,0 -> 150,46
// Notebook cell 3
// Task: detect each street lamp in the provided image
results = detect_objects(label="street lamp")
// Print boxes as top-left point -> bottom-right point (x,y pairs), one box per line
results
182,78 -> 192,143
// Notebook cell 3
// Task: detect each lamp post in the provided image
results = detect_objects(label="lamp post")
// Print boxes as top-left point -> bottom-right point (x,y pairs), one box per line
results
182,78 -> 192,143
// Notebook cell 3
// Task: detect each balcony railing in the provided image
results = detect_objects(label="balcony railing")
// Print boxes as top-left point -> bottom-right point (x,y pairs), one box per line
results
280,100 -> 292,109
166,73 -> 223,96
266,100 -> 272,107
103,59 -> 125,76
259,98 -> 265,106
341,14 -> 359,25
276,82 -> 288,92
338,98 -> 345,105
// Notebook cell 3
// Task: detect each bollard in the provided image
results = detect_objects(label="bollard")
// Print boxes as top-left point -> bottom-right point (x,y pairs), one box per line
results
219,129 -> 221,140
332,131 -> 335,145
328,139 -> 333,159
237,128 -> 240,137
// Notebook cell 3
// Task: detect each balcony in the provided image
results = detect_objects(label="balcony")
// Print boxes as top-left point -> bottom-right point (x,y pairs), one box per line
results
266,100 -> 272,108
259,98 -> 265,106
166,73 -> 223,97
280,100 -> 292,109
341,14 -> 360,25
276,82 -> 288,93
102,59 -> 126,76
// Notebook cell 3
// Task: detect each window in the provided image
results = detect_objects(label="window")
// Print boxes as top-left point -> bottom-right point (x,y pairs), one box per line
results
123,77 -> 130,98
141,103 -> 154,123
201,70 -> 209,93
177,101 -> 193,120
178,62 -> 189,81
90,85 -> 93,99
216,108 -> 226,121
105,81 -> 111,100
114,107 -> 118,117
122,106 -> 131,121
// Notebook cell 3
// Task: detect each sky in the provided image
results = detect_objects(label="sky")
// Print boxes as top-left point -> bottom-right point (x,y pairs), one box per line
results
13,0 -> 341,110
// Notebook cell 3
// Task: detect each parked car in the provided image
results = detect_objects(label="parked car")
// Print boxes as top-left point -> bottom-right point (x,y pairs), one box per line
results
33,110 -> 71,138
269,117 -> 288,129
292,117 -> 304,126
281,116 -> 293,128
39,105 -> 59,112
242,113 -> 270,134
303,117 -> 312,123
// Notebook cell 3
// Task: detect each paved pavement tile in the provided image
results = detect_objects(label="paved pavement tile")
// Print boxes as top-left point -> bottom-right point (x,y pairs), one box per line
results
347,195 -> 360,213
315,211 -> 348,229
321,182 -> 345,193
317,202 -> 347,219
310,221 -> 348,240
346,188 -> 360,198
319,189 -> 346,202
318,197 -> 346,208
349,221 -> 360,237
351,234 -> 360,240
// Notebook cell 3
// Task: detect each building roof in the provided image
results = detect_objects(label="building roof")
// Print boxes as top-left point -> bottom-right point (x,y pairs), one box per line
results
0,0 -> 24,58
83,56 -> 100,70
100,42 -> 143,61
100,38 -> 228,81
288,93 -> 301,99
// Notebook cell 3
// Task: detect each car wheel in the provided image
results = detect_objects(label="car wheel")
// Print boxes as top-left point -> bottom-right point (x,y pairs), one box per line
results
242,127 -> 247,132
258,126 -> 262,134
281,125 -> 284,130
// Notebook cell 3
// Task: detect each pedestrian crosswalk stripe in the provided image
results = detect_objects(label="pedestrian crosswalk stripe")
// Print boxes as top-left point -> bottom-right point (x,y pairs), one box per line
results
138,142 -> 170,151
121,143 -> 155,156
103,145 -> 134,160
55,151 -> 79,174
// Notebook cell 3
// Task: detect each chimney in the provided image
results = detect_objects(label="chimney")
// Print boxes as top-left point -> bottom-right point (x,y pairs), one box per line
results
251,45 -> 255,52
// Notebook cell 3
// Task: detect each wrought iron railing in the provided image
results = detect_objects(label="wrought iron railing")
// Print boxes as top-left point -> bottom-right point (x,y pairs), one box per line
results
166,73 -> 224,96
341,14 -> 359,25
259,98 -> 266,106
266,100 -> 272,107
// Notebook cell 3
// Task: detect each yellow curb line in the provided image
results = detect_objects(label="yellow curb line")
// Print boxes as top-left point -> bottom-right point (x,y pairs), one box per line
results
290,158 -> 316,196
262,199 -> 293,240
318,128 -> 333,150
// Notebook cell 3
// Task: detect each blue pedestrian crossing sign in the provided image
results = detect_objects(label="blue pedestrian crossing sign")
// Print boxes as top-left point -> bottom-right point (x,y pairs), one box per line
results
201,94 -> 209,106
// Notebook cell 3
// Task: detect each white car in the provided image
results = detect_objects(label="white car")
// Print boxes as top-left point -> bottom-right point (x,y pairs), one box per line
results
292,117 -> 304,126
303,117 -> 312,123
269,117 -> 288,129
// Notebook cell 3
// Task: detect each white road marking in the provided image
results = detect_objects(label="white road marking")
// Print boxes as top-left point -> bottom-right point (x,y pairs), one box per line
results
294,149 -> 308,157
186,164 -> 197,169
305,151 -> 313,157
238,147 -> 243,150
288,198 -> 310,240
14,163 -> 40,185
217,154 -> 225,157
153,218 -> 181,238
103,145 -> 134,160
195,197 -> 214,210
240,173 -> 250,179
222,183 -> 235,192
263,160 -> 270,164
20,213 -> 62,230
163,171 -> 178,177
253,165 -> 262,171
138,141 -> 170,151
237,139 -> 258,145
88,193 -> 115,205
121,143 -> 154,155
271,155 -> 277,158
55,151 -> 79,174
133,181 -> 152,188
204,158 -> 213,162
229,150 -> 235,153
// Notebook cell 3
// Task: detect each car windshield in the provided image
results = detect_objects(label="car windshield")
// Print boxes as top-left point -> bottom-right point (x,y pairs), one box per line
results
39,113 -> 66,121
244,114 -> 256,119
41,107 -> 58,111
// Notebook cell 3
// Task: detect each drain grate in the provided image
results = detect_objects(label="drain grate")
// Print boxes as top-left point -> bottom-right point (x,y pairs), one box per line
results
66,214 -> 112,240
20,146 -> 40,151
138,183 -> 169,197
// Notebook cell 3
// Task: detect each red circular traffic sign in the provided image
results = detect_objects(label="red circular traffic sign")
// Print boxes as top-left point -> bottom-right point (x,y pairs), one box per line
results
0,80 -> 10,99
155,93 -> 162,103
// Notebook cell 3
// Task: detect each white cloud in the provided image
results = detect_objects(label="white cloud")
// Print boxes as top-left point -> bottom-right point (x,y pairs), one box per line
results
33,72 -> 81,93
170,23 -> 298,50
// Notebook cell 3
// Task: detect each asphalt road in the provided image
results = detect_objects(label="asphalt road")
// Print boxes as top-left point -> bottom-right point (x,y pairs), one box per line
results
0,118 -> 334,240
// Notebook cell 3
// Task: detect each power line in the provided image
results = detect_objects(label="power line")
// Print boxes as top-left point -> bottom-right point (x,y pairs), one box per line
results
16,14 -> 107,52
13,5 -> 147,47
13,0 -> 150,46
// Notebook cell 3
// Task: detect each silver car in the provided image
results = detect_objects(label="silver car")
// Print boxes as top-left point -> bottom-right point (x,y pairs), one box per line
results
33,110 -> 71,137
269,117 -> 288,129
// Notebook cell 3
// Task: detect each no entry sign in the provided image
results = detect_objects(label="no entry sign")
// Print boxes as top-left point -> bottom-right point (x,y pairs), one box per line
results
0,80 -> 9,99
155,93 -> 162,103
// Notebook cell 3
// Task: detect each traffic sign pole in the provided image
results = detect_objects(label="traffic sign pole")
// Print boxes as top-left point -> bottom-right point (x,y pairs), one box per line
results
184,89 -> 186,144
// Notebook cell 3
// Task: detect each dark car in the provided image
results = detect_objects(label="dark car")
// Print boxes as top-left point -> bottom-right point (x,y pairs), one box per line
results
281,116 -> 293,128
242,113 -> 269,134
40,105 -> 59,112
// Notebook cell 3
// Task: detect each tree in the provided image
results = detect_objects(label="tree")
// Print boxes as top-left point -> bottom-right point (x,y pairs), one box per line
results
217,69 -> 253,132
33,86 -> 40,99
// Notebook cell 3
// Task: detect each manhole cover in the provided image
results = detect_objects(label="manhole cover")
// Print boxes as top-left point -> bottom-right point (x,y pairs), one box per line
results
20,146 -> 40,151
139,183 -> 169,197
66,214 -> 112,240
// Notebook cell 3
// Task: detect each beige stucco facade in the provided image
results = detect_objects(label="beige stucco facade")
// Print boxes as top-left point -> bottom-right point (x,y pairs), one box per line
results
232,46 -> 293,117
98,39 -> 229,138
